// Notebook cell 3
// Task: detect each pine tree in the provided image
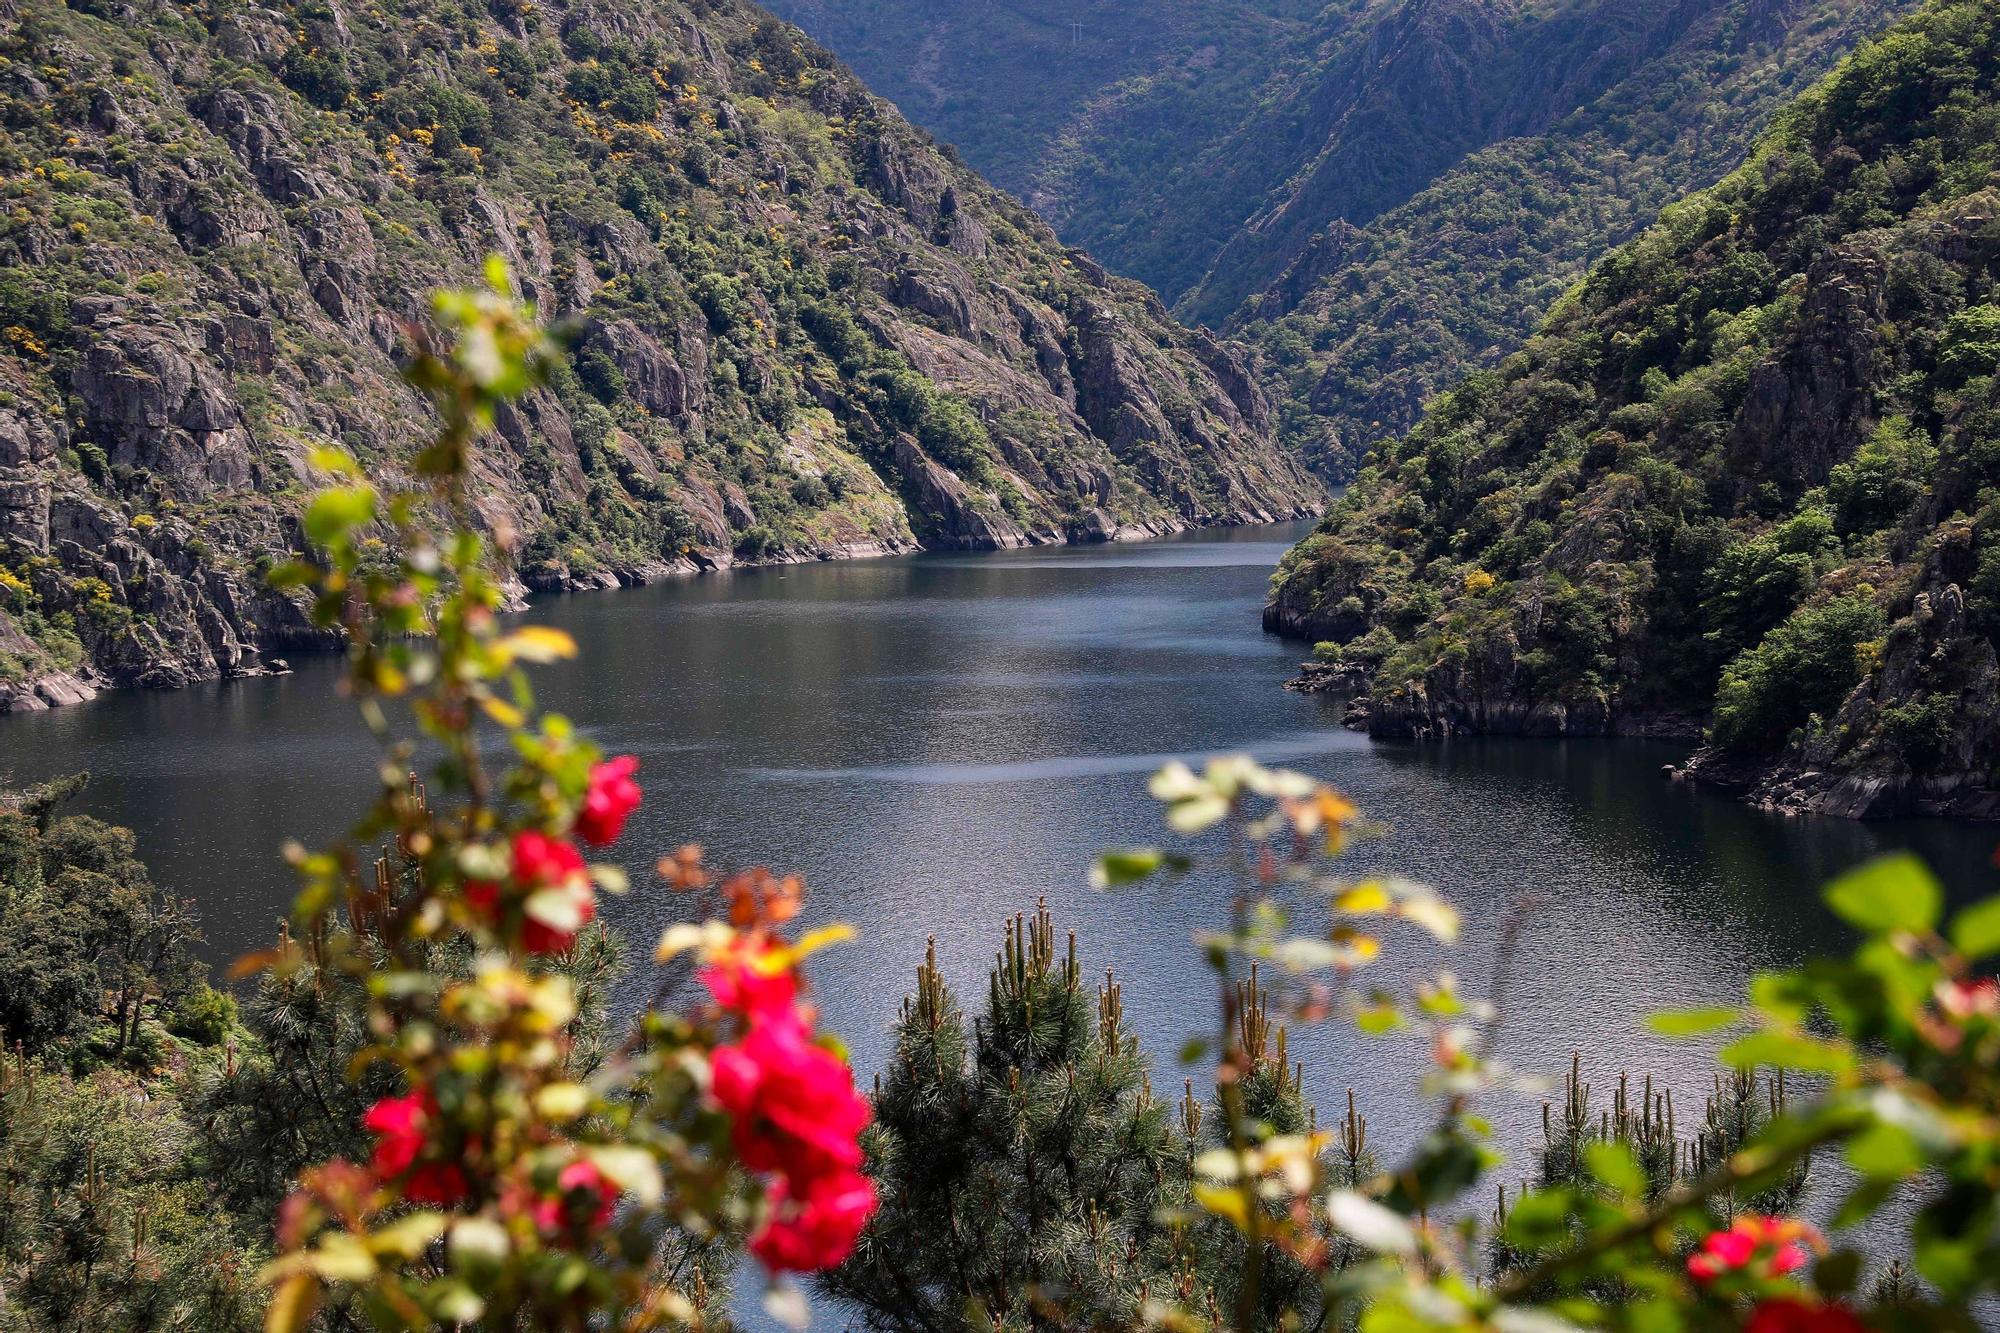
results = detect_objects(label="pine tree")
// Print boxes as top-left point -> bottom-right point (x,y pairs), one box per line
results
1191,965 -> 1357,1332
828,903 -> 1201,1330
832,909 -> 1367,1332
1691,1067 -> 1808,1219
1491,1054 -> 1809,1290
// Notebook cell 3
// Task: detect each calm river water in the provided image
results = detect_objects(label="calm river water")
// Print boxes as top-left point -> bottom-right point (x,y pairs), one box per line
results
3,521 -> 1995,1204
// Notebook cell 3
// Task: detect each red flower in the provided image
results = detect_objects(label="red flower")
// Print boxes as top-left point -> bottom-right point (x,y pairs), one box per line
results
362,1091 -> 435,1178
362,1090 -> 467,1205
1688,1215 -> 1817,1284
532,1158 -> 621,1239
513,829 -> 587,887
711,1012 -> 870,1180
1938,976 -> 2000,1020
464,831 -> 596,955
1748,1300 -> 1868,1333
749,1169 -> 878,1273
701,944 -> 800,1020
575,756 -> 642,846
404,1162 -> 470,1208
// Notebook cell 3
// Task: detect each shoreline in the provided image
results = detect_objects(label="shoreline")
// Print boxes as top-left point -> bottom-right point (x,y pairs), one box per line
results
1280,659 -> 2000,825
0,507 -> 1322,719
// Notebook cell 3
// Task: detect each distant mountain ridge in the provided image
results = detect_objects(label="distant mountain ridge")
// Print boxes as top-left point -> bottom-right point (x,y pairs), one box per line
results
763,0 -> 1916,476
1267,0 -> 2000,818
0,0 -> 1319,712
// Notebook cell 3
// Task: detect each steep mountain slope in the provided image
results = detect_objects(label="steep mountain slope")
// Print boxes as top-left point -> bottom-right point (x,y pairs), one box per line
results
1238,0 -> 1916,477
760,0 -> 1314,236
762,0 -> 1911,479
1267,0 -> 2000,818
0,0 -> 1319,711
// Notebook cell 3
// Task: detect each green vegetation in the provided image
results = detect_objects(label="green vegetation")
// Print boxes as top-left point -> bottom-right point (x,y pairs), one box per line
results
769,0 -> 1910,482
0,775 -> 263,1330
1236,0 -> 1915,477
1269,0 -> 2000,809
827,912 -> 1347,1329
0,0 -> 1311,703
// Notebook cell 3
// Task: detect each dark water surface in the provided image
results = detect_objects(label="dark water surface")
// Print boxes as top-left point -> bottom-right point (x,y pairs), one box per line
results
4,521 -> 1996,1190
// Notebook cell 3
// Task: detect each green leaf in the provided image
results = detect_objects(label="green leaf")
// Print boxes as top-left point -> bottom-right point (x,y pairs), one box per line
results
264,560 -> 320,590
1503,1188 -> 1575,1249
1583,1140 -> 1645,1198
304,485 -> 377,547
1091,847 -> 1176,889
1823,853 -> 1941,934
1646,1006 -> 1740,1037
1354,1001 -> 1404,1035
1949,895 -> 2000,960
1718,1029 -> 1854,1075
1813,1249 -> 1863,1300
1748,971 -> 1811,1023
1844,1121 -> 1921,1180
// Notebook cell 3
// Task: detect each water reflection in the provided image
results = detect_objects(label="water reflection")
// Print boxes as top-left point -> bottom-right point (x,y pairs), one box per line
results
2,522 -> 1995,1184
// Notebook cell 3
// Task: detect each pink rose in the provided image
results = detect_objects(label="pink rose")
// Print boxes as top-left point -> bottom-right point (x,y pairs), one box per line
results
749,1169 -> 878,1272
575,756 -> 642,846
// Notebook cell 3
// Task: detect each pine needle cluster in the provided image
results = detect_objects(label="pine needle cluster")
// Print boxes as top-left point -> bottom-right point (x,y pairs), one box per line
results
827,903 -> 1369,1332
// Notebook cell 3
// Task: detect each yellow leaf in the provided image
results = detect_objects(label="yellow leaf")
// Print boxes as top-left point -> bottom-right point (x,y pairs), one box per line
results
586,1145 -> 664,1206
369,1211 -> 447,1261
264,1273 -> 320,1333
307,447 -> 361,478
1192,1182 -> 1250,1230
1335,883 -> 1392,914
306,1232 -> 378,1283
1166,794 -> 1230,834
656,920 -> 730,963
479,695 -> 525,728
534,1082 -> 591,1121
1400,896 -> 1460,944
771,923 -> 856,968
501,626 -> 578,663
1331,927 -> 1381,962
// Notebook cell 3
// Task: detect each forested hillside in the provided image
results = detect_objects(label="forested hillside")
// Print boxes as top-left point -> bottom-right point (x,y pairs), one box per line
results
1236,0 -> 1915,477
0,0 -> 1317,712
765,0 -> 1913,480
1268,0 -> 2000,818
759,0 -> 1316,235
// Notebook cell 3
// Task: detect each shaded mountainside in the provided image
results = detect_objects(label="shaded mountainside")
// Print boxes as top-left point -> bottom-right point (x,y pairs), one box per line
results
1237,0 -> 1917,478
1267,0 -> 2000,819
0,0 -> 1319,712
758,0 -> 1316,249
762,0 -> 1911,481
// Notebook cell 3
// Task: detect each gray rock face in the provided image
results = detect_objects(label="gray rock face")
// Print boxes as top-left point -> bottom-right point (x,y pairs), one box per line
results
0,0 -> 1322,714
72,327 -> 255,497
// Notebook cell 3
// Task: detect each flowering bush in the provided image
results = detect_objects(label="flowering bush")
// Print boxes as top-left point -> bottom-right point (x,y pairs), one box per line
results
235,264 -> 2000,1333
1104,760 -> 2000,1333
253,265 -> 874,1330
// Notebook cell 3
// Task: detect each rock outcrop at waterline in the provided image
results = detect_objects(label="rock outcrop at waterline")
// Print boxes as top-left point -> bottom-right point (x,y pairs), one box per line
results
1266,0 -> 2000,821
0,0 -> 1319,714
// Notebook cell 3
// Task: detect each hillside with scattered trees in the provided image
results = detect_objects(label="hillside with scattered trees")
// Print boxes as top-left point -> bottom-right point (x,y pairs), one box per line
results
1268,0 -> 2000,818
0,0 -> 1318,712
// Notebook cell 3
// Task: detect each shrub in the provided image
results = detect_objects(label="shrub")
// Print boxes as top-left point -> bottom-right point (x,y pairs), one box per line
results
168,983 -> 239,1046
1711,594 -> 1885,751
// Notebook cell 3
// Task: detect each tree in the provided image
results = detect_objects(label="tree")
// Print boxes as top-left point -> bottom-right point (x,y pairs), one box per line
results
830,907 -> 1356,1332
831,905 -> 1197,1330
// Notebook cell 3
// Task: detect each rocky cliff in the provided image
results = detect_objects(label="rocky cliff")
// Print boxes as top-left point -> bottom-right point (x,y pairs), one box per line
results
1267,0 -> 2000,818
0,0 -> 1320,712
1235,0 -> 1914,478
763,0 -> 1911,484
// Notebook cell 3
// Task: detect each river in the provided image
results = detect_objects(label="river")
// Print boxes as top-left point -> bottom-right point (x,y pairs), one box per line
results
2,520 -> 1994,1195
